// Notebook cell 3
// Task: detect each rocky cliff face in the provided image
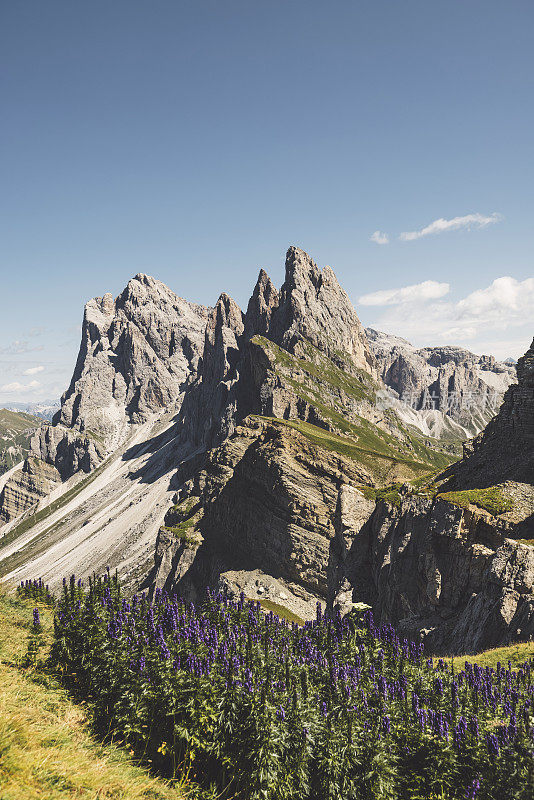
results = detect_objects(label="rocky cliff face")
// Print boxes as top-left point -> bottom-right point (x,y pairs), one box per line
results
1,245 -> 532,658
445,337 -> 534,488
367,328 -> 516,439
269,248 -> 376,376
151,416 -> 534,655
53,274 -> 210,460
151,417 -> 379,618
0,457 -> 61,525
345,496 -> 534,655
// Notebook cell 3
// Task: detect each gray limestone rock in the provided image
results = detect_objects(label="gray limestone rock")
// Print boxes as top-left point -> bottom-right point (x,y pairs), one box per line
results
270,247 -> 376,376
445,337 -> 534,487
367,327 -> 516,439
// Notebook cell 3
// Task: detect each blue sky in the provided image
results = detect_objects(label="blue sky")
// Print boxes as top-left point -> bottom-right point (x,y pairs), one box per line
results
1,0 -> 533,404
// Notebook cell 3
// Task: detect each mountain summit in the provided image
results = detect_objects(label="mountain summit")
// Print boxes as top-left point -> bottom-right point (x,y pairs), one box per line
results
0,247 -> 531,656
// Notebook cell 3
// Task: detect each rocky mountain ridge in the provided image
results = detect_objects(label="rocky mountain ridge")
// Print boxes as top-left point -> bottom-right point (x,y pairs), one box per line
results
1,401 -> 59,422
445,336 -> 534,489
0,246 -> 532,656
367,328 -> 516,440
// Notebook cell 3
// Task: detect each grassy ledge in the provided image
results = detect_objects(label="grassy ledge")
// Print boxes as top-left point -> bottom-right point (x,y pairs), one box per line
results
437,487 -> 514,516
446,641 -> 534,671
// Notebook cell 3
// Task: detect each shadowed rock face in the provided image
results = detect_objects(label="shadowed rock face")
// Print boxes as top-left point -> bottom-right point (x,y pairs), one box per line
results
445,337 -> 534,487
345,497 -> 534,656
150,417 -> 378,619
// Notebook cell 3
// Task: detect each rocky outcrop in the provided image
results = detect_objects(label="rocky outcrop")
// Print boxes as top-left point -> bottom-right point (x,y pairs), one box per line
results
178,293 -> 246,449
151,417 -> 377,618
367,328 -> 516,439
53,274 -> 210,460
30,423 -> 105,479
445,337 -> 534,487
343,496 -> 534,655
269,248 -> 376,376
244,269 -> 279,339
0,457 -> 61,524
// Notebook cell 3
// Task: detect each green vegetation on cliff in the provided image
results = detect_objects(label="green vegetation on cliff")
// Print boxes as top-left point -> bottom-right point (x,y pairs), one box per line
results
251,335 -> 455,478
437,486 -> 514,516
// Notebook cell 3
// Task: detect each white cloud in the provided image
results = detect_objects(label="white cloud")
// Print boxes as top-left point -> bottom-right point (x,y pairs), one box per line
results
399,212 -> 502,242
370,230 -> 389,245
0,380 -> 41,393
440,326 -> 478,340
359,280 -> 450,306
358,275 -> 534,360
22,365 -> 45,375
456,276 -> 534,321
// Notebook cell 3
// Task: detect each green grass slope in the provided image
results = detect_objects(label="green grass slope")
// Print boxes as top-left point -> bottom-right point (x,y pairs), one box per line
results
251,335 -> 456,484
0,587 -> 192,800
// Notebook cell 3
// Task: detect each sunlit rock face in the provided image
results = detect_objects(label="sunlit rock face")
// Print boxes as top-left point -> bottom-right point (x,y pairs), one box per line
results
367,328 -> 516,440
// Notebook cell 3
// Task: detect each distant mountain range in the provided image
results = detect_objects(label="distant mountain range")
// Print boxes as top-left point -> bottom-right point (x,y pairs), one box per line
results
0,246 -> 531,655
1,401 -> 59,421
0,409 -> 42,476
367,328 -> 516,441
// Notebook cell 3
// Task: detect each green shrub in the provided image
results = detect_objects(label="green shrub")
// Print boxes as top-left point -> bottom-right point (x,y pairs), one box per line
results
437,487 -> 514,516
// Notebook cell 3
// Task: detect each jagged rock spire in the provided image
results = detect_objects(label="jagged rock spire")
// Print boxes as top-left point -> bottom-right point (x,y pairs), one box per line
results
270,247 -> 376,376
56,274 -> 210,441
244,268 -> 279,338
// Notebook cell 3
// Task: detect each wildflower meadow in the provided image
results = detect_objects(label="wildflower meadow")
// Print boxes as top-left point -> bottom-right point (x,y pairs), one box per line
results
19,574 -> 534,799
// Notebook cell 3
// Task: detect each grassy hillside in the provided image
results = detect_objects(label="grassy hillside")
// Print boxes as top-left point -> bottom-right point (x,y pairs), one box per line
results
0,409 -> 41,475
251,335 -> 456,483
446,641 -> 534,670
255,415 -> 443,483
0,587 -> 192,800
34,574 -> 534,800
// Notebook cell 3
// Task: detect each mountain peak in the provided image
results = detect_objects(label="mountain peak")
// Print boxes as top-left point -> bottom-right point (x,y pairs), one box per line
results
517,337 -> 534,386
271,247 -> 375,376
209,293 -> 244,341
245,269 -> 279,337
283,246 -> 322,292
